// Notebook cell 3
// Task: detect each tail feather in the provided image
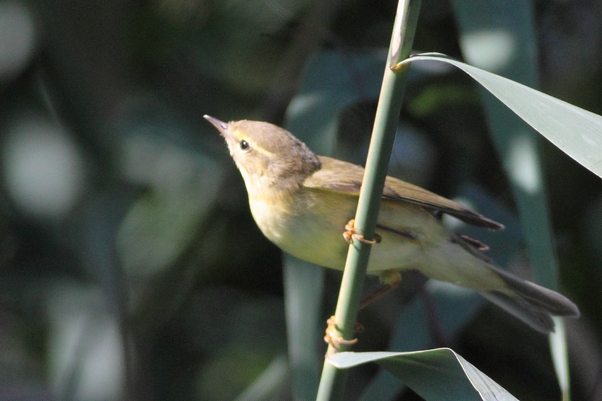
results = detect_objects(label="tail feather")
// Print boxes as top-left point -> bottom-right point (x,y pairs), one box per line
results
481,265 -> 579,333
480,291 -> 555,333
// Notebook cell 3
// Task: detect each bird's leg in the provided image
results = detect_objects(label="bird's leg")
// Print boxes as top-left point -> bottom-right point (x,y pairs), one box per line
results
343,219 -> 382,244
359,270 -> 402,309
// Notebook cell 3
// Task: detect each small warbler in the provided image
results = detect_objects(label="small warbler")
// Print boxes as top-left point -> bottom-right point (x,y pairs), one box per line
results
205,115 -> 579,333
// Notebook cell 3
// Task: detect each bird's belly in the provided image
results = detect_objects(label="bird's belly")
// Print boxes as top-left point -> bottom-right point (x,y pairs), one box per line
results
249,193 -> 435,274
249,193 -> 351,269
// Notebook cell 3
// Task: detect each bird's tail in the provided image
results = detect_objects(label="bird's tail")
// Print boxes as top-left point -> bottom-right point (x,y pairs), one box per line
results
480,265 -> 579,333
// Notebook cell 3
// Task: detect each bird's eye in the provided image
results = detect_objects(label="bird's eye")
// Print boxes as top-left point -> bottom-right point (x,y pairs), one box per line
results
240,140 -> 250,151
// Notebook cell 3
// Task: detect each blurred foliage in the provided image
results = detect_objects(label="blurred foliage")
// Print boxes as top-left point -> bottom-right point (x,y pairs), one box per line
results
0,0 -> 601,400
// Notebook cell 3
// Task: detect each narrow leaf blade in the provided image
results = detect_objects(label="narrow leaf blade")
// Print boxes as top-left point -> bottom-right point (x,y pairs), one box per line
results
398,54 -> 602,178
329,349 -> 518,401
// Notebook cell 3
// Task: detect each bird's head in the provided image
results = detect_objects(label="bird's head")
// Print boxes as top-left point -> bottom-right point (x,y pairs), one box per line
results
204,115 -> 321,196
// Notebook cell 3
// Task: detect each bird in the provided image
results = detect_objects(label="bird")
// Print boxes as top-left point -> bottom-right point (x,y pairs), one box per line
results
204,115 -> 579,336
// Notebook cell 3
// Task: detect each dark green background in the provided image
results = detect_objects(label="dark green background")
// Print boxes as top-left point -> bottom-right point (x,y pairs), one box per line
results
0,0 -> 600,400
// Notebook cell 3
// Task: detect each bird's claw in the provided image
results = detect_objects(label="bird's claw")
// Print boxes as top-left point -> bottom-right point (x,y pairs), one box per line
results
343,219 -> 381,244
324,316 -> 358,351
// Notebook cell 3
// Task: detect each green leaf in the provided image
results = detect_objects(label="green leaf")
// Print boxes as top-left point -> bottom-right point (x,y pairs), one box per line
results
397,53 -> 602,179
329,349 -> 518,401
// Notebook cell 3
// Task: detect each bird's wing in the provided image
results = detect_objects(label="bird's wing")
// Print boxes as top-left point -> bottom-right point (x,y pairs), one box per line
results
304,156 -> 504,230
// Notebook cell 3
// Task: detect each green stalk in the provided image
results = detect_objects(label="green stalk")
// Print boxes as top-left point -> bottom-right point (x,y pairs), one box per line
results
315,1 -> 421,399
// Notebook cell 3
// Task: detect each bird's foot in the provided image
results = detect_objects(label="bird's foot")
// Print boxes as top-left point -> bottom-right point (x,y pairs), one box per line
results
343,219 -> 382,244
324,316 -> 359,351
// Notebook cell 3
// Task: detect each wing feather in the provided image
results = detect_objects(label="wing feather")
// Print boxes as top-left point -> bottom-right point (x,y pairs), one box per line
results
303,156 -> 503,230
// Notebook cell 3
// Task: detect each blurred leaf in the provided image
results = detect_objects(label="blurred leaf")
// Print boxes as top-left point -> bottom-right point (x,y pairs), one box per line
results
450,2 -> 573,397
117,133 -> 223,276
196,347 -> 275,401
285,50 -> 385,153
549,318 -> 570,401
192,0 -> 314,94
47,282 -> 125,401
233,354 -> 289,401
283,256 -> 324,401
330,348 -> 518,400
182,288 -> 287,401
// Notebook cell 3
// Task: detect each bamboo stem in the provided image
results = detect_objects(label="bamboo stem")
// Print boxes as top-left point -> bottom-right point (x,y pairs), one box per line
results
315,1 -> 421,399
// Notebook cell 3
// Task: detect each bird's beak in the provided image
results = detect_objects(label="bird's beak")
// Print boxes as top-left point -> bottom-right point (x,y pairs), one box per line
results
203,115 -> 231,139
